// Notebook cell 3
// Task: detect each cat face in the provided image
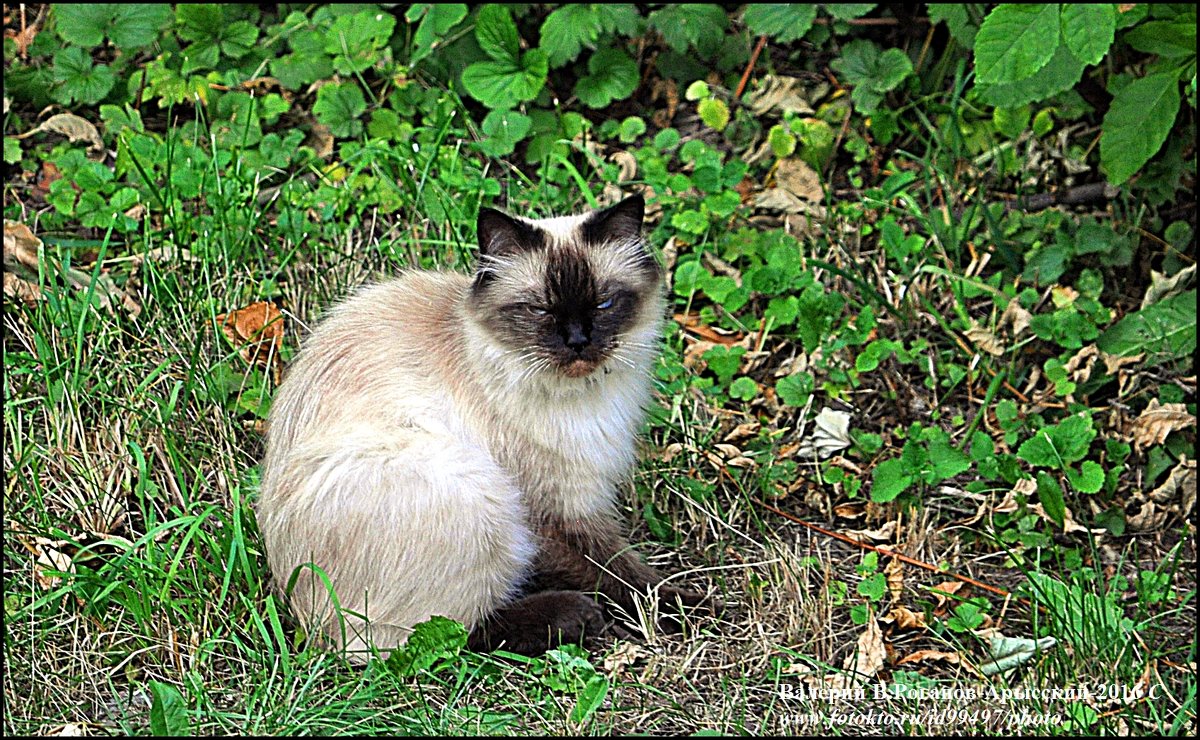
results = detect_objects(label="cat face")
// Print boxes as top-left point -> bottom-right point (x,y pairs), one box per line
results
468,195 -> 663,380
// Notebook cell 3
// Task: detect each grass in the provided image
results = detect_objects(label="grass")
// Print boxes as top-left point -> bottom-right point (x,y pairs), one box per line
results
5,41 -> 1197,740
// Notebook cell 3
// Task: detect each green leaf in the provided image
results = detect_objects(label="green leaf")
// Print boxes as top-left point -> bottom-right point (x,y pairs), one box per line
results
541,5 -> 604,67
312,82 -> 367,139
871,458 -> 915,503
1066,460 -> 1105,494
1035,471 -> 1066,528
826,5 -> 877,21
52,47 -> 116,105
1060,4 -> 1116,66
830,40 -> 913,115
775,371 -> 813,407
697,98 -> 730,131
575,48 -> 639,108
462,50 -> 548,108
742,4 -> 817,44
408,4 -> 468,66
976,42 -> 1087,108
1124,19 -> 1198,58
4,137 -> 20,165
148,681 -> 190,736
326,10 -> 396,74
928,4 -> 977,49
729,377 -> 759,401
648,4 -> 727,54
176,4 -> 222,44
475,4 -> 520,63
928,439 -> 972,481
386,616 -> 469,675
703,345 -> 745,383
974,4 -> 1061,85
1017,413 -> 1096,469
858,572 -> 887,600
272,51 -> 334,91
767,124 -> 797,157
478,109 -> 532,157
1097,289 -> 1196,363
54,5 -> 114,47
1100,72 -> 1181,185
570,675 -> 609,724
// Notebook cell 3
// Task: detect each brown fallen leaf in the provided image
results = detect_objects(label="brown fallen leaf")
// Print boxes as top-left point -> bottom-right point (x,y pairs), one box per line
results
897,649 -> 961,666
965,321 -> 1005,356
216,301 -> 285,380
1000,299 -> 1032,337
881,605 -> 927,631
603,640 -> 647,678
4,271 -> 41,302
1129,399 -> 1195,451
884,557 -> 905,602
4,219 -> 42,270
843,615 -> 886,679
17,112 -> 105,155
673,313 -> 744,345
929,580 -> 964,612
1064,345 -> 1100,383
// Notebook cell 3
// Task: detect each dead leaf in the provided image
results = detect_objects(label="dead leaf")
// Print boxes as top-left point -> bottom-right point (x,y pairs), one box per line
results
1000,299 -> 1032,337
603,640 -> 647,677
1128,399 -> 1195,451
843,616 -> 886,679
1126,496 -> 1167,532
1101,351 -> 1143,376
833,502 -> 865,519
798,407 -> 852,459
673,313 -> 744,345
307,123 -> 334,159
46,724 -> 87,737
723,421 -> 761,443
609,151 -> 637,183
18,112 -> 105,155
4,271 -> 41,302
965,321 -> 1005,356
1141,264 -> 1195,309
897,649 -> 960,666
29,536 -> 76,590
881,606 -> 926,630
35,160 -> 63,197
844,520 -> 897,543
747,75 -> 819,116
1064,345 -> 1100,383
216,301 -> 284,379
4,219 -> 42,270
884,557 -> 904,602
775,157 -> 823,202
929,580 -> 964,611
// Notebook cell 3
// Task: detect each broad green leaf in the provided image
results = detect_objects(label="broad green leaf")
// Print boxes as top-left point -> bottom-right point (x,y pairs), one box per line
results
1124,19 -> 1198,59
272,51 -> 334,91
312,82 -> 367,139
52,47 -> 116,105
176,4 -> 223,45
1066,460 -> 1105,494
1060,4 -> 1116,66
775,371 -> 813,407
977,42 -> 1087,108
1101,72 -> 1181,185
54,5 -> 114,47
928,439 -> 972,481
478,109 -> 532,157
1097,289 -> 1196,362
570,675 -> 609,724
1036,471 -> 1066,528
871,458 -> 915,502
830,40 -> 913,115
742,4 -> 817,44
826,5 -> 877,21
574,48 -> 639,108
408,4 -> 468,66
697,98 -> 730,131
1017,413 -> 1096,469
475,4 -> 520,63
148,681 -> 190,736
974,4 -> 1061,85
767,124 -> 797,157
4,137 -> 21,164
729,376 -> 759,400
326,10 -> 396,74
648,4 -> 727,54
461,49 -> 548,108
928,4 -> 977,49
540,5 -> 603,67
703,345 -> 745,382
386,616 -> 468,676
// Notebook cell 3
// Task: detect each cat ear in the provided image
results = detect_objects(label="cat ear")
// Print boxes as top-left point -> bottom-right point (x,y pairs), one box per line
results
582,194 -> 645,245
477,207 -> 544,258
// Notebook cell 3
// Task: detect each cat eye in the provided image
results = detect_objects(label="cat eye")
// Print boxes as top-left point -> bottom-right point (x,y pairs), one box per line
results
527,305 -> 549,316
596,298 -> 614,310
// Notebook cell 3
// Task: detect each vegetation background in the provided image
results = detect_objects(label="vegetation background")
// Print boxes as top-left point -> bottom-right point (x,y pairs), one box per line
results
3,3 -> 1196,735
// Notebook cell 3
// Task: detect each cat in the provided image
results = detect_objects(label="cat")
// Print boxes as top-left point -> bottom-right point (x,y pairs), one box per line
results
256,194 -> 706,661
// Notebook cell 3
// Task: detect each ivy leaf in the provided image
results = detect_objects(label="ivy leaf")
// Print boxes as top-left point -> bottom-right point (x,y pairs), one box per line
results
462,50 -> 548,109
871,458 -> 915,503
575,48 -> 639,108
477,109 -> 532,157
326,10 -> 396,75
974,4 -> 1060,85
648,4 -> 727,54
407,4 -> 468,66
742,4 -> 816,44
52,47 -> 115,105
540,5 -> 604,67
1100,72 -> 1181,186
1060,4 -> 1116,66
312,82 -> 367,139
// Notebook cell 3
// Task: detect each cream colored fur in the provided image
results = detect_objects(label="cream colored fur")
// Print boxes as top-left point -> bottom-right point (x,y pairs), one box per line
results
256,213 -> 664,662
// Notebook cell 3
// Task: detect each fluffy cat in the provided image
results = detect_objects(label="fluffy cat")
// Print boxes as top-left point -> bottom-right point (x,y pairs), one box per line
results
256,194 -> 705,661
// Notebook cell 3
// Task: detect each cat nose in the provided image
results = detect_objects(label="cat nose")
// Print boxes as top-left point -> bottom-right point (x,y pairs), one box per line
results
564,322 -> 589,353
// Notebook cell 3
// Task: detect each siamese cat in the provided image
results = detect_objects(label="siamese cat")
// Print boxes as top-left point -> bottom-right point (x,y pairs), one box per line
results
256,194 -> 705,661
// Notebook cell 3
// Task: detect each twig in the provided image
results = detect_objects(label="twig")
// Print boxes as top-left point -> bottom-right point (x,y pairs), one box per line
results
734,35 -> 768,100
1009,182 -> 1120,212
752,497 -> 1028,605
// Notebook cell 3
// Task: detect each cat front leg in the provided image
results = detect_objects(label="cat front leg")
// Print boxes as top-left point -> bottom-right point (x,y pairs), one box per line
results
467,590 -> 605,655
531,515 -> 709,631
